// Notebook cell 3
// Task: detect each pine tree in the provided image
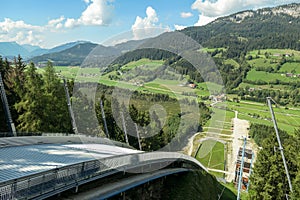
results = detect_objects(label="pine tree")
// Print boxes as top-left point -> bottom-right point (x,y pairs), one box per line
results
250,136 -> 289,199
290,129 -> 300,199
249,127 -> 300,199
15,62 -> 44,132
0,56 -> 8,132
5,55 -> 26,97
2,55 -> 26,131
42,61 -> 71,132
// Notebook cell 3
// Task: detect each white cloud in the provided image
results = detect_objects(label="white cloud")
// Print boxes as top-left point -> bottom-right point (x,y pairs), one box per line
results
191,0 -> 299,17
194,14 -> 216,26
65,0 -> 114,28
174,24 -> 187,30
48,16 -> 65,29
48,16 -> 65,27
0,18 -> 42,33
65,18 -> 77,28
0,0 -> 115,47
47,16 -> 65,31
0,18 -> 43,46
180,12 -> 193,18
131,6 -> 169,40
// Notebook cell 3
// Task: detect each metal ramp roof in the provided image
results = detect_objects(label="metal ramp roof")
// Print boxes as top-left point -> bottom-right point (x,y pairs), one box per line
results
0,142 -> 140,183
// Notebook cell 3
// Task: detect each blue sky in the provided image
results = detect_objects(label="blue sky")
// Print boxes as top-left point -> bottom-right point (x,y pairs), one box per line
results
0,0 -> 299,48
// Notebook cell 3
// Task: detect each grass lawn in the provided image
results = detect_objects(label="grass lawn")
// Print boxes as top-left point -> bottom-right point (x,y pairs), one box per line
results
204,105 -> 234,130
196,140 -> 225,174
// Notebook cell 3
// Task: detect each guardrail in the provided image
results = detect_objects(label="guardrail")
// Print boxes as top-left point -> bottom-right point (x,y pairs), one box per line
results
0,151 -> 205,200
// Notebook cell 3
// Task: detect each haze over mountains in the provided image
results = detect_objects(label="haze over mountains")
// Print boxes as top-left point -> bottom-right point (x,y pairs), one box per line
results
0,41 -> 89,60
0,3 -> 299,66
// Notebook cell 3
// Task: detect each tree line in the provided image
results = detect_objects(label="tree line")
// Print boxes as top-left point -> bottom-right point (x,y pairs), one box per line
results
236,87 -> 300,106
0,55 -> 72,134
248,124 -> 300,199
0,55 -> 211,153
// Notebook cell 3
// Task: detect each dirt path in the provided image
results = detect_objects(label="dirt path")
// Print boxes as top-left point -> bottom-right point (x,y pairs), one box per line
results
225,111 -> 249,182
185,132 -> 202,156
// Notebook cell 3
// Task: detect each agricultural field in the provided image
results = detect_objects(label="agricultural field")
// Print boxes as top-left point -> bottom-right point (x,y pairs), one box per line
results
279,62 -> 300,74
247,57 -> 279,70
121,58 -> 164,70
237,82 -> 290,91
247,49 -> 300,60
245,49 -> 300,83
224,59 -> 240,68
246,69 -> 299,83
38,56 -> 300,136
226,100 -> 300,135
40,59 -> 223,100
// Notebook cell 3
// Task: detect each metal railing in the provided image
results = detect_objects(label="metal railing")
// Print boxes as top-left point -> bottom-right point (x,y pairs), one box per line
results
0,151 -> 205,200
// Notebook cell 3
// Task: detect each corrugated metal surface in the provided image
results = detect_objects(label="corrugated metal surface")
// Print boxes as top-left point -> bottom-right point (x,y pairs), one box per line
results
0,143 -> 140,183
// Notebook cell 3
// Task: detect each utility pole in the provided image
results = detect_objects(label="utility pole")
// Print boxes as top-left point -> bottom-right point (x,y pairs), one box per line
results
121,112 -> 129,145
267,97 -> 293,194
63,78 -> 78,135
100,99 -> 110,138
237,137 -> 247,200
0,73 -> 16,136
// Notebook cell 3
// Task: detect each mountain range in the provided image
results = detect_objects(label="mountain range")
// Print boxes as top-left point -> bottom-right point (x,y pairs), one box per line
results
0,3 -> 299,66
181,3 -> 300,52
0,41 -> 89,60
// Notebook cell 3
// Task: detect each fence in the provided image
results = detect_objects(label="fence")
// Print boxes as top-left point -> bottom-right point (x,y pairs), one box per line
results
0,151 -> 205,200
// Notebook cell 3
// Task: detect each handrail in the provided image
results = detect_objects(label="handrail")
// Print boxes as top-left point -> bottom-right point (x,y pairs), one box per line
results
0,151 -> 206,200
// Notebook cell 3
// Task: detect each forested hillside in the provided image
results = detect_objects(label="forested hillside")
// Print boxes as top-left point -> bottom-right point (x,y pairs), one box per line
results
181,3 -> 300,57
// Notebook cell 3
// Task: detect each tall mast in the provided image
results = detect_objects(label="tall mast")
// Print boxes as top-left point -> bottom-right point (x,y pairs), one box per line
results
267,97 -> 293,194
121,112 -> 129,145
0,73 -> 16,136
63,78 -> 78,134
100,99 -> 110,138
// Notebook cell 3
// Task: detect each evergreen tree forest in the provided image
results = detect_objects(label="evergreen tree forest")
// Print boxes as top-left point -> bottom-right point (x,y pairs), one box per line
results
248,124 -> 300,199
0,55 -> 72,134
0,55 -> 211,152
